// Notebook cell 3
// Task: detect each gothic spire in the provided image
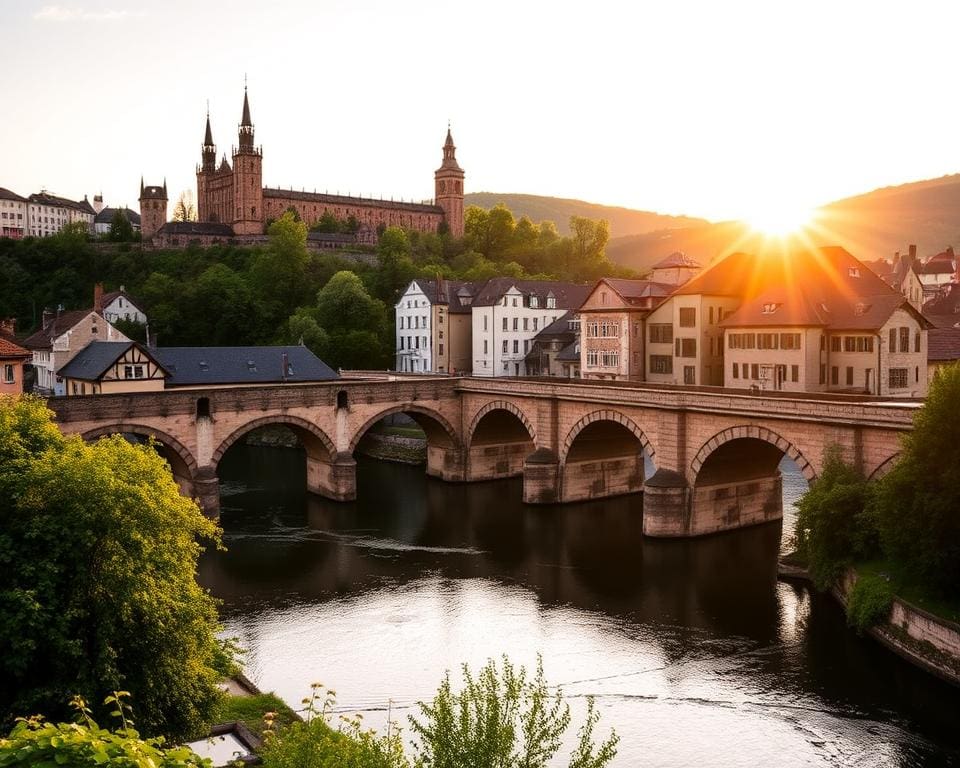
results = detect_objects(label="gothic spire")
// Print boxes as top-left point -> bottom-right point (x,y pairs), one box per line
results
438,124 -> 462,171
241,84 -> 252,127
204,110 -> 214,146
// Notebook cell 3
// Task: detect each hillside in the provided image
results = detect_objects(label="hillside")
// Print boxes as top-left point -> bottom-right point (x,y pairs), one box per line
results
469,175 -> 960,274
463,192 -> 707,239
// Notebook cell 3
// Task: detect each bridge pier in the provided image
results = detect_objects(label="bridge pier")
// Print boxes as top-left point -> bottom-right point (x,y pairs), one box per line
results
466,440 -> 533,482
308,453 -> 357,502
523,449 -> 560,503
559,454 -> 645,504
194,466 -> 221,518
427,444 -> 467,482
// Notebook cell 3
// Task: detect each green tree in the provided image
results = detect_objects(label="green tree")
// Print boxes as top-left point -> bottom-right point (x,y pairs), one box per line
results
285,308 -> 329,359
310,211 -> 341,233
187,263 -> 255,345
408,657 -> 617,768
108,209 -> 134,242
793,445 -> 875,590
249,212 -> 310,334
0,396 -> 227,739
870,363 -> 960,594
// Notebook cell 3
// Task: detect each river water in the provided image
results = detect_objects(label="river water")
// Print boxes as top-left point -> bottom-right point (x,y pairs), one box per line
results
198,446 -> 960,767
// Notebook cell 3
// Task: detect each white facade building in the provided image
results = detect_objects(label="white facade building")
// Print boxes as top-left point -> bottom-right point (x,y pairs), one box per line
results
102,287 -> 148,325
0,187 -> 28,238
27,191 -> 95,237
395,282 -> 433,372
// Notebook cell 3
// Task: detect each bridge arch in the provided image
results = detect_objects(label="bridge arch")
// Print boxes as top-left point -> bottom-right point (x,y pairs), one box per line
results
80,423 -> 199,477
467,400 -> 537,447
559,410 -> 654,465
347,404 -> 460,454
867,452 -> 901,481
212,415 -> 337,466
690,425 -> 816,484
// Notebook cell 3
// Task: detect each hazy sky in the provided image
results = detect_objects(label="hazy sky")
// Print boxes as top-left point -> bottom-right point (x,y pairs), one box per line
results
3,0 -> 959,223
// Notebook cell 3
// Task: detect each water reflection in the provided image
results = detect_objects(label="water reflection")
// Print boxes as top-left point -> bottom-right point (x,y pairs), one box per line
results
198,447 -> 960,767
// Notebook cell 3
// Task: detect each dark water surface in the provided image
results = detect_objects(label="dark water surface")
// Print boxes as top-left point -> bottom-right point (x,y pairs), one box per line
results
198,446 -> 960,767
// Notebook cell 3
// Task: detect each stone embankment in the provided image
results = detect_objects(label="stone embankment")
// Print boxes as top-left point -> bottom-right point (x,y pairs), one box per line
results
778,561 -> 960,686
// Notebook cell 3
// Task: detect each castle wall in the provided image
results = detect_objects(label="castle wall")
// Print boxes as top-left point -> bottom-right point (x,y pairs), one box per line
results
262,193 -> 443,234
201,170 -> 235,225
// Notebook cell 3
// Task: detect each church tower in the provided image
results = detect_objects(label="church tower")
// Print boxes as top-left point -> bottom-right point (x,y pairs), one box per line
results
139,177 -> 168,240
196,109 -> 216,222
231,85 -> 263,235
434,126 -> 465,237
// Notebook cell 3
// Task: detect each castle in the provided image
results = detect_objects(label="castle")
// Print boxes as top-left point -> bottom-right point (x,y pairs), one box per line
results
143,85 -> 465,246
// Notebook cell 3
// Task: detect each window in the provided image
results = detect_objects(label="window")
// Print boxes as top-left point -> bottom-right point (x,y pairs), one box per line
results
483,340 -> 488,354
899,327 -> 909,352
650,324 -> 673,344
914,331 -> 921,353
601,351 -> 619,366
709,306 -> 714,324
502,340 -> 508,354
761,303 -> 780,314
675,338 -> 696,357
819,364 -> 826,384
791,365 -> 799,382
546,296 -> 556,309
732,362 -> 739,379
780,333 -> 801,350
679,307 -> 696,327
831,366 -> 839,385
889,328 -> 897,353
683,365 -> 696,384
831,336 -> 841,352
848,267 -> 861,278
513,340 -> 519,354
530,296 -> 539,308
586,350 -> 599,366
524,340 -> 529,353
513,318 -> 518,331
503,317 -> 508,331
2,364 -> 13,383
758,333 -> 778,350
650,355 -> 672,374
523,318 -> 529,331
512,298 -> 518,307
846,366 -> 853,386
483,315 -> 488,331
439,343 -> 444,355
533,318 -> 538,331
601,291 -> 608,305
399,337 -> 405,350
889,368 -> 908,388
751,363 -> 759,380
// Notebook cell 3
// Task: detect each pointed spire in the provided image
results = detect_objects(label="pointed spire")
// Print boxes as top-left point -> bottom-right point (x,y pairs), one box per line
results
445,120 -> 454,147
162,177 -> 167,195
204,107 -> 214,145
241,82 -> 252,127
140,176 -> 144,195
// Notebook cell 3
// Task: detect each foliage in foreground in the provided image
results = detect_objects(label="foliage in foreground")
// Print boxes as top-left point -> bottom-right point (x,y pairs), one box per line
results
846,573 -> 895,635
870,362 -> 960,594
792,445 -> 876,590
0,396 -> 228,739
260,659 -> 618,768
0,693 -> 209,767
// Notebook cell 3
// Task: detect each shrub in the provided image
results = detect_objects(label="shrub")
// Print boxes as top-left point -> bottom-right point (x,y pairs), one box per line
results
0,693 -> 209,768
846,573 -> 894,635
408,657 -> 618,768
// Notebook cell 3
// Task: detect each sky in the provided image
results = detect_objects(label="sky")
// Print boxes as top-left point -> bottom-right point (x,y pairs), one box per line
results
3,0 -> 960,225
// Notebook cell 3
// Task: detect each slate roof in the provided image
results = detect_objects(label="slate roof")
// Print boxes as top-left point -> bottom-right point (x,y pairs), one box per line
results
0,335 -> 30,359
555,340 -> 580,362
57,341 -> 164,381
95,207 -> 142,226
651,251 -> 701,270
928,328 -> 960,362
101,287 -> 145,311
157,221 -> 235,237
0,187 -> 27,202
264,187 -> 442,215
534,311 -> 577,340
468,277 -> 591,309
21,310 -> 91,350
406,278 -> 470,310
923,284 -> 960,318
152,346 -> 338,386
28,191 -> 94,213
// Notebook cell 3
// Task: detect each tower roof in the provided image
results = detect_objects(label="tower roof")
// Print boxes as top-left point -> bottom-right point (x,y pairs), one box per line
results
437,125 -> 463,173
204,111 -> 214,145
241,86 -> 252,127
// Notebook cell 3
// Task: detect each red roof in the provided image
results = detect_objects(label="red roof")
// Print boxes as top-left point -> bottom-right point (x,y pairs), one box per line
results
0,335 -> 30,359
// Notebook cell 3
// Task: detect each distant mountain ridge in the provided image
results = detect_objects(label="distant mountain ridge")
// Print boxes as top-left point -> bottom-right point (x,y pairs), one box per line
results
467,174 -> 960,274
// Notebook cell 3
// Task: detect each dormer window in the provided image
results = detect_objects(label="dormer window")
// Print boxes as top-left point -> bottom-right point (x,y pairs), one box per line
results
199,361 -> 209,371
848,267 -> 861,278
761,303 -> 779,314
854,302 -> 871,316
529,296 -> 539,308
246,360 -> 257,372
546,295 -> 557,309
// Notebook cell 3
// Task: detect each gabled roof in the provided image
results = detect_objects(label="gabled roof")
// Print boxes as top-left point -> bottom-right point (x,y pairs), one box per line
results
534,311 -> 577,340
928,328 -> 960,362
468,278 -> 590,309
27,191 -> 93,213
58,341 -> 165,381
21,310 -> 92,350
0,335 -> 30,359
101,287 -> 146,312
0,187 -> 27,203
152,345 -> 338,386
922,284 -> 960,323
555,339 -> 580,362
94,207 -> 142,225
597,278 -> 675,305
651,251 -> 701,270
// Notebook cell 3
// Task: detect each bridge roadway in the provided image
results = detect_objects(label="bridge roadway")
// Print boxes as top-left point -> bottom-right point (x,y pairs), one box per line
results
47,376 -> 914,538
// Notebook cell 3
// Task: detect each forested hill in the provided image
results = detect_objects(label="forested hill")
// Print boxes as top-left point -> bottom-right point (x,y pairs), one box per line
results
463,192 -> 707,238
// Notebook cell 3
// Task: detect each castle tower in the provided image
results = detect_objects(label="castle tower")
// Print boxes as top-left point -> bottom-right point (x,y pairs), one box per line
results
139,176 -> 168,240
434,126 -> 465,237
231,84 -> 263,235
196,109 -> 217,222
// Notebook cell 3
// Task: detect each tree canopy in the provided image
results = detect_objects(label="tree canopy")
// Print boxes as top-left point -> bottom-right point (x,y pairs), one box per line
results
0,396 -> 228,739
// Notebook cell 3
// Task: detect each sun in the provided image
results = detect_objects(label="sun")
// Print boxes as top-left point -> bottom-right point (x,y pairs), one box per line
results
745,205 -> 816,237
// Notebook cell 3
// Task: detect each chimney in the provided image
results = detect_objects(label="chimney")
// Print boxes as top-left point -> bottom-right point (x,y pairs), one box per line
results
0,317 -> 14,337
93,282 -> 104,315
42,308 -> 54,330
909,244 -> 917,261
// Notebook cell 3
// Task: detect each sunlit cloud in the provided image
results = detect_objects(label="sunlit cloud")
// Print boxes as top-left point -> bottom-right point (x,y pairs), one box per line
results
33,5 -> 140,22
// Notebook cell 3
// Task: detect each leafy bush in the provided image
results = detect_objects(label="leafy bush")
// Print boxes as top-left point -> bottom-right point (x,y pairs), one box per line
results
259,684 -> 406,768
0,693 -> 209,767
846,573 -> 894,635
870,363 -> 960,595
408,657 -> 618,768
793,445 -> 876,590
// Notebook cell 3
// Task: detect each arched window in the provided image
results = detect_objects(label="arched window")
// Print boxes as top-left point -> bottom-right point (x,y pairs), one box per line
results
336,390 -> 349,410
196,397 -> 211,419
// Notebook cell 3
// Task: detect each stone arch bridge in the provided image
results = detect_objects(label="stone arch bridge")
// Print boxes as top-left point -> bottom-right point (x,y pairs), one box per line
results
47,377 -> 914,538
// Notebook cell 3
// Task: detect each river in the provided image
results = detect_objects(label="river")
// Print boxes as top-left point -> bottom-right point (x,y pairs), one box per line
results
197,445 -> 960,767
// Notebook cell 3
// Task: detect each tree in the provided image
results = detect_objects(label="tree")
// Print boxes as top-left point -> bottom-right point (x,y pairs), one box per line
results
870,363 -> 960,594
172,191 -> 197,223
793,445 -> 876,590
108,209 -> 134,242
312,271 -> 387,369
187,263 -> 255,345
248,212 -> 310,334
285,308 -> 329,359
0,396 -> 228,739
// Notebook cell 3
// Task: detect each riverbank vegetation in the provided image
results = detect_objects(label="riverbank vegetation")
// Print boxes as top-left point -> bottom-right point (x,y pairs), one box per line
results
0,204 -> 633,370
0,396 -> 230,740
793,363 -> 960,631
